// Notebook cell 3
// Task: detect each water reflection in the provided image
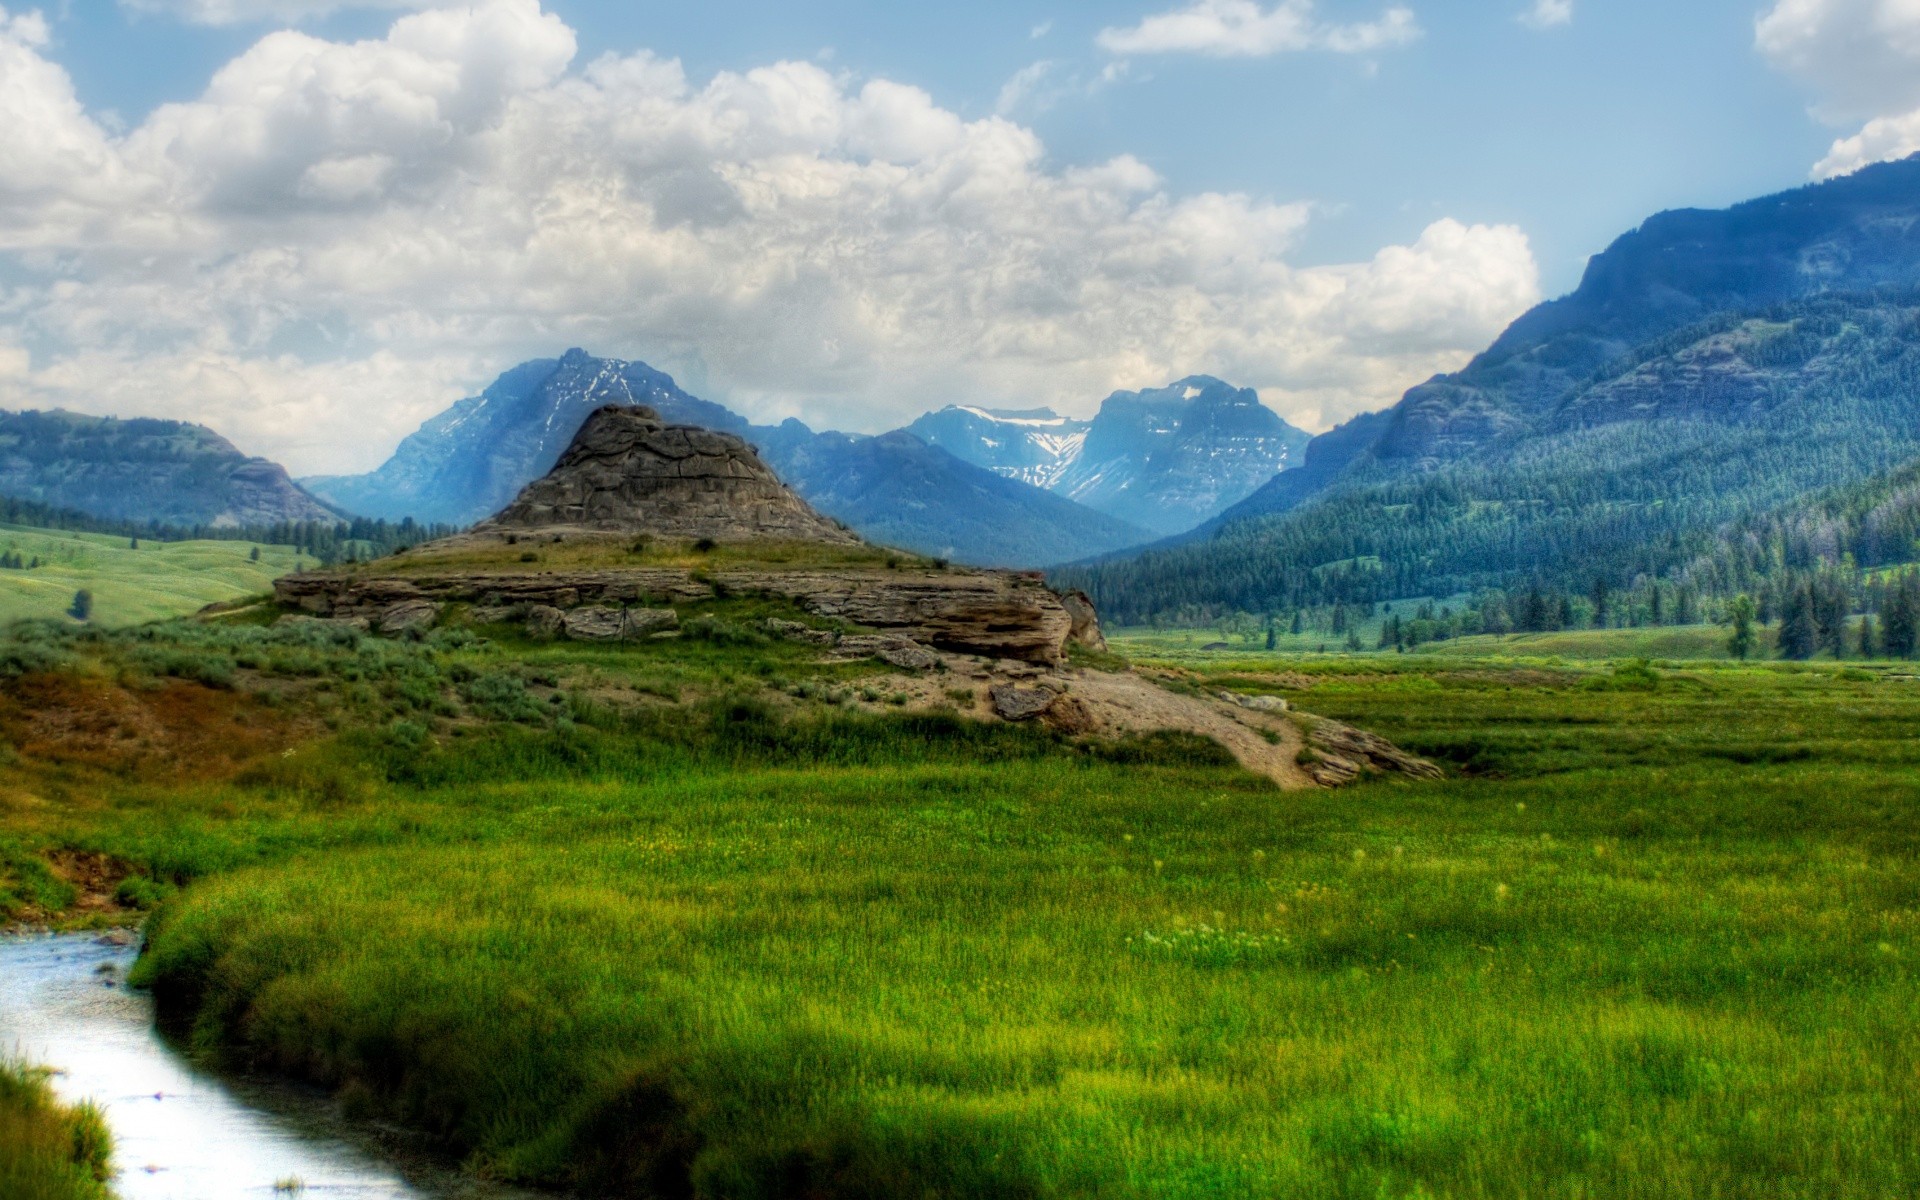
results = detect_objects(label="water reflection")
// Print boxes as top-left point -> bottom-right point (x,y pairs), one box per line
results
0,934 -> 531,1200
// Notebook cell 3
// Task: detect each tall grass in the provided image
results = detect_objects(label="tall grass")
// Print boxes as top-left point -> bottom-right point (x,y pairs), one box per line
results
9,618 -> 1920,1196
129,671 -> 1920,1198
0,1060 -> 113,1200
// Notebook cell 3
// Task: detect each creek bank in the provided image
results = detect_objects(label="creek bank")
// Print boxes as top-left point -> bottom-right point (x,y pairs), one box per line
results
0,933 -> 538,1200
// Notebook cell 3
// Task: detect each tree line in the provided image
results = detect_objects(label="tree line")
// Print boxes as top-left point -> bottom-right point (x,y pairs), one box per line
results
0,494 -> 457,566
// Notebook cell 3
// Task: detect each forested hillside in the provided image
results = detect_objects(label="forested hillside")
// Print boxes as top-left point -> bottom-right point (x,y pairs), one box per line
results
1061,292 -> 1920,624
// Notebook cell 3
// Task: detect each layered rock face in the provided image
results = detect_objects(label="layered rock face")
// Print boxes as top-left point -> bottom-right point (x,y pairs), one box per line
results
275,566 -> 1077,662
478,404 -> 858,544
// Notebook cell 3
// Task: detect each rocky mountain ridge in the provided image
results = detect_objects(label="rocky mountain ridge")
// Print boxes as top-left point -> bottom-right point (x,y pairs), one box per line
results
0,408 -> 337,528
909,376 -> 1310,536
305,350 -> 1152,568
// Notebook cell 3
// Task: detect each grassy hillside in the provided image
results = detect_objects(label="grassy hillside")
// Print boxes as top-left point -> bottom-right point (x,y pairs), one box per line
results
1,611 -> 1917,1197
0,523 -> 313,626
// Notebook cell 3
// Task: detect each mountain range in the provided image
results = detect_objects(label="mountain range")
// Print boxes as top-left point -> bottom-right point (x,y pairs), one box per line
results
0,409 -> 336,528
907,377 -> 1309,537
1059,153 -> 1920,622
304,351 -> 1300,567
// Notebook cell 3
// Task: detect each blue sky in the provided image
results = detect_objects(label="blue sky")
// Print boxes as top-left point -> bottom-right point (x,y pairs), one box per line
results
0,1 -> 1909,472
51,0 -> 1833,293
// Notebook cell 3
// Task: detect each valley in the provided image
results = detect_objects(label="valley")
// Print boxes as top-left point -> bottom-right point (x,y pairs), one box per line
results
6,79 -> 1920,1200
4,607 -> 1917,1198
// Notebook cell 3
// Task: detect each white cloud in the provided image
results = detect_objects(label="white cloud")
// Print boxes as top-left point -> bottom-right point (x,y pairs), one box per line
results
121,0 -> 434,25
1030,19 -> 1053,39
1097,0 -> 1420,58
1517,0 -> 1572,31
1756,0 -> 1920,176
0,0 -> 1538,474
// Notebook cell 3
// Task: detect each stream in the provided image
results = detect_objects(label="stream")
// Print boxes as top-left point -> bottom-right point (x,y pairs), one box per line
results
0,933 -> 534,1200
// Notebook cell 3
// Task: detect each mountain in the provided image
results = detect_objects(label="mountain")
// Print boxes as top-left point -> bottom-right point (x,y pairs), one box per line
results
306,350 -> 1151,568
768,429 -> 1150,567
0,408 -> 337,528
909,376 -> 1310,537
1223,154 -> 1920,532
304,351 -> 748,527
1060,154 -> 1920,622
905,406 -> 1091,489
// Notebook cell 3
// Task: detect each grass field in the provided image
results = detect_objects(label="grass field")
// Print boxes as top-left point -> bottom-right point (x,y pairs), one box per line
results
1114,622 -> 1771,667
4,615 -> 1919,1197
0,523 -> 314,627
0,1060 -> 113,1200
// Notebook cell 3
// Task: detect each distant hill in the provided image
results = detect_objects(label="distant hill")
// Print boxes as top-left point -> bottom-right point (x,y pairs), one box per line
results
306,350 -> 1152,569
0,521 -> 314,627
1060,154 -> 1920,621
0,409 -> 337,528
909,376 -> 1309,537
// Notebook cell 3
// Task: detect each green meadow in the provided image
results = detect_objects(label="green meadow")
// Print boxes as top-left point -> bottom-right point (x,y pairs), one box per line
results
0,523 -> 314,627
3,613 -> 1918,1197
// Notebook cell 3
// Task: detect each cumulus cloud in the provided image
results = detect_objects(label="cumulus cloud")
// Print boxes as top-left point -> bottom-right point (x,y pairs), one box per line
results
1757,0 -> 1920,176
1517,0 -> 1572,31
0,0 -> 1537,474
1097,0 -> 1420,58
121,0 -> 435,25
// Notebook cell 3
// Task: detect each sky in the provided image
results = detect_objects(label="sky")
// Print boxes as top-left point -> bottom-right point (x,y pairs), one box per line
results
0,0 -> 1913,476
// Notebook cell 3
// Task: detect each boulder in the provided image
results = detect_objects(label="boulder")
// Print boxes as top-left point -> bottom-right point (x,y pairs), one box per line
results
1062,591 -> 1107,653
377,600 -> 440,635
1040,694 -> 1096,735
621,608 -> 680,638
526,605 -> 567,640
561,607 -> 628,641
991,685 -> 1057,722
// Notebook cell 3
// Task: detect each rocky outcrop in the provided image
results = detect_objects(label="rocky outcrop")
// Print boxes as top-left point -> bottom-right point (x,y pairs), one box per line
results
1062,590 -> 1107,652
276,566 -> 1076,662
275,403 -> 1097,663
1302,719 -> 1444,786
477,404 -> 856,544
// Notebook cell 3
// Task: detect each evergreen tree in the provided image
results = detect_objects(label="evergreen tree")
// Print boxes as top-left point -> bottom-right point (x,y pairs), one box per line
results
1728,594 -> 1758,661
1345,629 -> 1364,652
1859,612 -> 1879,660
1779,586 -> 1820,660
68,589 -> 93,622
250,546 -> 261,562
1884,576 -> 1919,658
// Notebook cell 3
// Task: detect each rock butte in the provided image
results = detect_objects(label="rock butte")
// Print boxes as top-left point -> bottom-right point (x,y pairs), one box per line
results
476,404 -> 860,544
269,405 -> 1446,788
276,404 -> 1089,663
